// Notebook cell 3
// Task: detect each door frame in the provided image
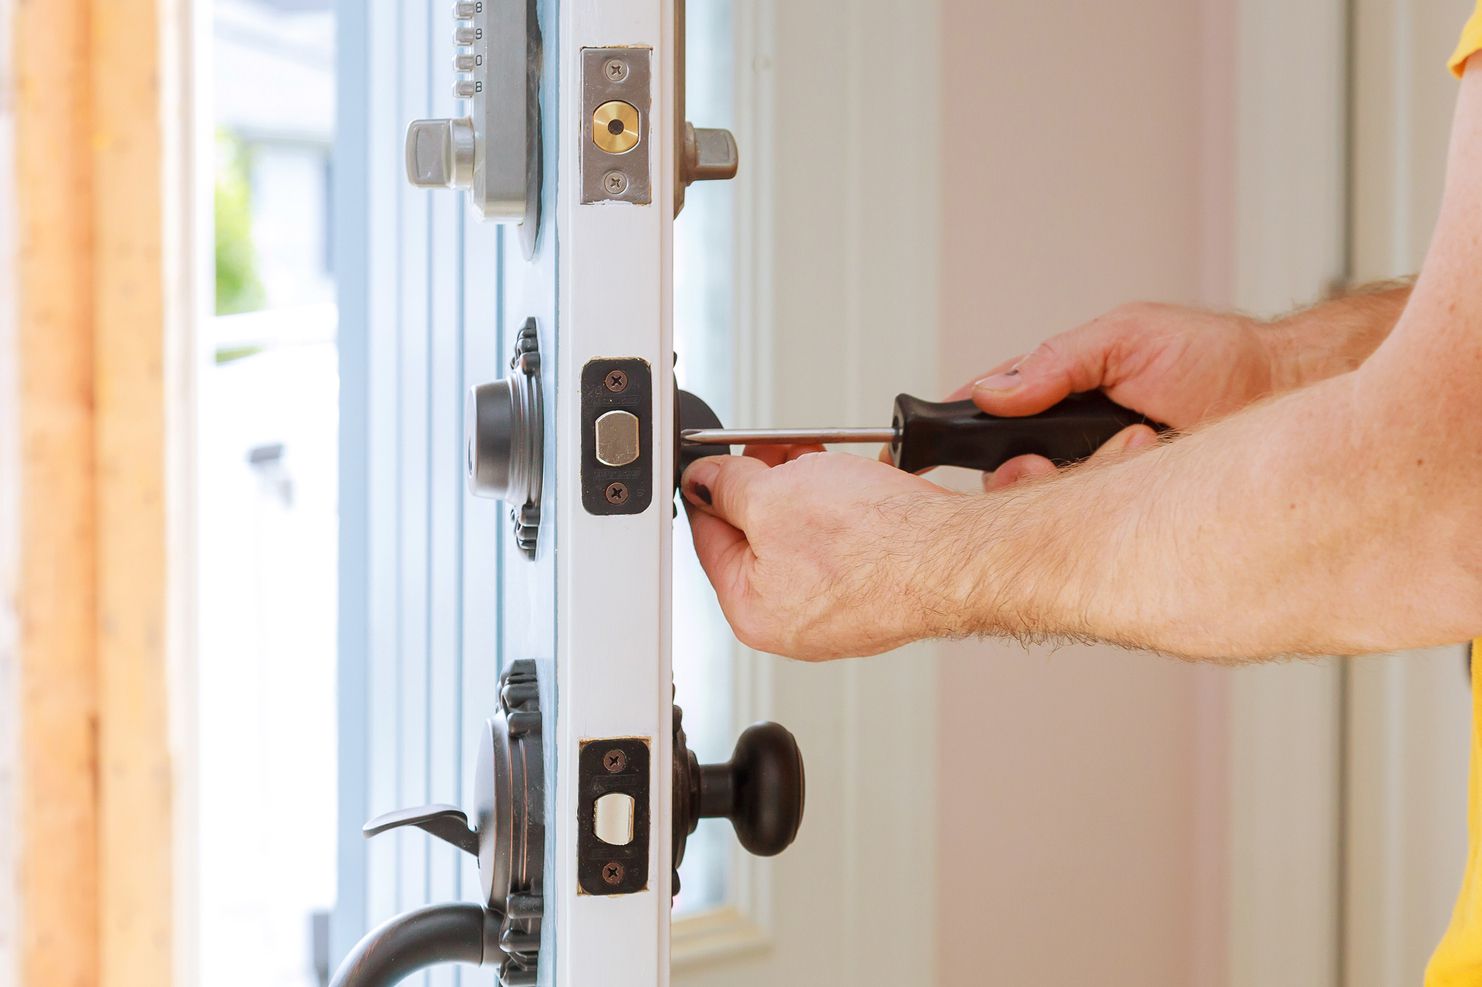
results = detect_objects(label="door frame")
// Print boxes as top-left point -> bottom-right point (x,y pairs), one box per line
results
1225,1 -> 1350,985
1343,2 -> 1476,984
2,0 -> 198,985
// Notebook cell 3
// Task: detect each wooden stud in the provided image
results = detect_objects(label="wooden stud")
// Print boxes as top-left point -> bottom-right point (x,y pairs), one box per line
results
90,0 -> 174,983
14,0 -> 101,984
12,0 -> 175,983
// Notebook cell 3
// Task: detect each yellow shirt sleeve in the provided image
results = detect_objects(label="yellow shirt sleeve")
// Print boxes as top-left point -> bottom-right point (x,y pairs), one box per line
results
1451,2 -> 1482,77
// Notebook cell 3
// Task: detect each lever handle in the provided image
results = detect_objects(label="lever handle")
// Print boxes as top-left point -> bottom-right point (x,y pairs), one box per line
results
888,391 -> 1168,474
696,722 -> 806,857
364,804 -> 480,857
329,903 -> 500,987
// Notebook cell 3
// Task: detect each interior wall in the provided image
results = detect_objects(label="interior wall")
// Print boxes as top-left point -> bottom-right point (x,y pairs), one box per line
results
935,3 -> 1234,985
1344,2 -> 1476,982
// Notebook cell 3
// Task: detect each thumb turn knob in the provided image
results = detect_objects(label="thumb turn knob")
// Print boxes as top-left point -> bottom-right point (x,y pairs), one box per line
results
406,118 -> 476,190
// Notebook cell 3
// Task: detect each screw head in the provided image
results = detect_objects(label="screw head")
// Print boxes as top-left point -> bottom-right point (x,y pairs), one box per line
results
603,369 -> 628,393
602,861 -> 625,886
603,58 -> 629,82
604,482 -> 629,505
602,748 -> 628,773
603,171 -> 629,196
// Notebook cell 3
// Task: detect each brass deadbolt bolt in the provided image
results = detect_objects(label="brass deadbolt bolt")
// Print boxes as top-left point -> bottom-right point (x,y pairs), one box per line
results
592,100 -> 641,154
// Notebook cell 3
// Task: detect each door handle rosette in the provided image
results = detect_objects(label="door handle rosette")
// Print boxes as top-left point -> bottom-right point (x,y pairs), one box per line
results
331,660 -> 545,987
468,320 -> 544,558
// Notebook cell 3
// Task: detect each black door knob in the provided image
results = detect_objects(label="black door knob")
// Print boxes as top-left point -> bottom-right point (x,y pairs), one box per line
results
673,710 -> 806,879
698,722 -> 806,856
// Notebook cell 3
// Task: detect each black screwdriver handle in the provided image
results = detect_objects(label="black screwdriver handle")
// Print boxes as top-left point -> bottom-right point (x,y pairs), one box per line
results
888,391 -> 1167,474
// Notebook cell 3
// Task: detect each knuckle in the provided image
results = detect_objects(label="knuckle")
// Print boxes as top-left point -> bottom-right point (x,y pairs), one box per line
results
1023,337 -> 1064,368
1108,300 -> 1161,323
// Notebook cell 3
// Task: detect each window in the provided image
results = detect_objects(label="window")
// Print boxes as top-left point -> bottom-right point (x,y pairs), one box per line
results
673,0 -> 739,919
197,2 -> 339,985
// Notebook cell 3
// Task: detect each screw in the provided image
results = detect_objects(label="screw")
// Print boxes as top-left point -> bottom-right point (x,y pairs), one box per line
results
603,748 -> 628,773
603,171 -> 629,196
604,59 -> 629,82
603,369 -> 628,393
602,861 -> 625,886
604,482 -> 629,505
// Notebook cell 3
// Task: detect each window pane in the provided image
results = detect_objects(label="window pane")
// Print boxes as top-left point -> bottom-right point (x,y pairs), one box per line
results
673,0 -> 737,917
198,2 -> 339,985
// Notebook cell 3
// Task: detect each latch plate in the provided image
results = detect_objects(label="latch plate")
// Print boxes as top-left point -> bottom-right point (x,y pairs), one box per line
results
577,738 -> 652,896
581,358 -> 653,516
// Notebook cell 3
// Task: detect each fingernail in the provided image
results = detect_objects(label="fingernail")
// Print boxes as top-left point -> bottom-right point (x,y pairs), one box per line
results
694,484 -> 713,506
974,369 -> 1021,392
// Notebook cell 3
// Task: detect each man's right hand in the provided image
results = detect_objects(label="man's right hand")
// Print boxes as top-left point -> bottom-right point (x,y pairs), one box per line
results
964,295 -> 1407,488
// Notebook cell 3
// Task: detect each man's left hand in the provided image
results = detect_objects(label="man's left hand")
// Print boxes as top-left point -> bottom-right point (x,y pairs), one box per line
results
680,447 -> 960,661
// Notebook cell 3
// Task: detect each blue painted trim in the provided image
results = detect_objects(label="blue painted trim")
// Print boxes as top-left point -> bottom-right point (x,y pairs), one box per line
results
333,0 -> 371,965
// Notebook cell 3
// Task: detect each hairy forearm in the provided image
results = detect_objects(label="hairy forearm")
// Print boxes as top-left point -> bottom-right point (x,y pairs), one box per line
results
931,355 -> 1480,661
1262,281 -> 1412,393
932,72 -> 1482,661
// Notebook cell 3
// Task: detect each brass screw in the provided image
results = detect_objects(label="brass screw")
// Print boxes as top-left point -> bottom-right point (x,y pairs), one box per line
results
603,748 -> 628,773
604,482 -> 629,505
602,862 -> 625,886
604,369 -> 628,392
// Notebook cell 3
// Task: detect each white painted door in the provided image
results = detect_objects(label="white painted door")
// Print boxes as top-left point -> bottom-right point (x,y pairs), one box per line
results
332,1 -> 938,984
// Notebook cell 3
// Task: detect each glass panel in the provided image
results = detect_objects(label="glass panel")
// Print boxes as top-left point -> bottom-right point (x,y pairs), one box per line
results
673,0 -> 738,917
197,1 -> 339,985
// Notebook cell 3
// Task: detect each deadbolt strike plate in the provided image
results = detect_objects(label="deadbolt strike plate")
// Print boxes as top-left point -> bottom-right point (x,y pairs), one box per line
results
581,47 -> 652,204
581,359 -> 653,516
577,738 -> 651,896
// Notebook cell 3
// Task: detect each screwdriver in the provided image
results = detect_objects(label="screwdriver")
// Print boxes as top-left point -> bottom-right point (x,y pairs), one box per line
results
680,391 -> 1167,474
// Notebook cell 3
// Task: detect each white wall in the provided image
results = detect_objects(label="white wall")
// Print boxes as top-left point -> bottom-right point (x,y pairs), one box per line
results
935,3 -> 1235,984
0,0 -> 22,979
1345,3 -> 1477,983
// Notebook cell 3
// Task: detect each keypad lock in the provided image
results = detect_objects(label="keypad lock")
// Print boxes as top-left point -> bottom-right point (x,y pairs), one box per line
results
405,0 -> 542,256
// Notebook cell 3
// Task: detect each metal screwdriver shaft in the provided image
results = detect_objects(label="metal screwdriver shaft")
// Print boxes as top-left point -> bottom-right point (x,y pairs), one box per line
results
681,426 -> 897,446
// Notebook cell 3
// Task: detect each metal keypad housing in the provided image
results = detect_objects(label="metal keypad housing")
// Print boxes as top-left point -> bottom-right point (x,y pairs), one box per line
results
405,0 -> 542,257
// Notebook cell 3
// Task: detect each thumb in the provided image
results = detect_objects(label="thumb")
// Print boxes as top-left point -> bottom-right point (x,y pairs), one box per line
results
971,330 -> 1113,418
681,455 -> 769,529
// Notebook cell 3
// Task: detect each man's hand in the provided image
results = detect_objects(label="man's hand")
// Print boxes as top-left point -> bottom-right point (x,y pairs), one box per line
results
674,67 -> 1482,665
965,297 -> 1406,488
681,449 -> 962,661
